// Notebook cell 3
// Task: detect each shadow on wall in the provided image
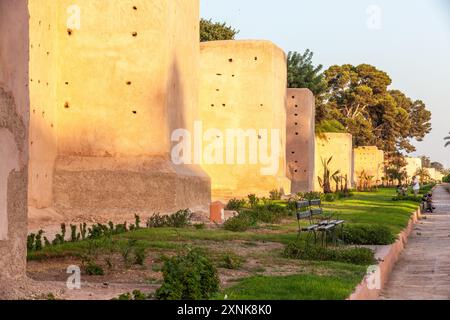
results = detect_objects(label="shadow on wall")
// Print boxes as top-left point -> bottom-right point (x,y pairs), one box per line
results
166,58 -> 205,178
167,59 -> 187,145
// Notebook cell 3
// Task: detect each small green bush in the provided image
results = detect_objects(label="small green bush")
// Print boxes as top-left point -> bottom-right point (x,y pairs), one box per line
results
146,209 -> 192,228
166,209 -> 193,228
283,243 -> 375,265
194,223 -> 206,230
120,239 -> 146,267
247,194 -> 259,208
323,193 -> 335,202
146,213 -> 167,228
297,191 -> 323,201
156,249 -> 220,300
269,189 -> 282,200
225,198 -> 247,210
341,224 -> 396,245
249,206 -> 285,224
84,261 -> 105,276
134,247 -> 147,266
114,290 -> 149,301
220,252 -> 244,269
223,213 -> 256,232
443,174 -> 450,183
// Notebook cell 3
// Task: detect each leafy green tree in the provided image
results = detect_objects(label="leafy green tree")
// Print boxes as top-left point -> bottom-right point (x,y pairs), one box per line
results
287,50 -> 326,95
200,19 -> 239,42
287,50 -> 328,123
320,64 -> 432,157
384,152 -> 407,185
415,168 -> 431,184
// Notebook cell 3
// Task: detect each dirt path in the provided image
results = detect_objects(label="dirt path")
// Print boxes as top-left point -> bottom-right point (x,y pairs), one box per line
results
381,184 -> 450,300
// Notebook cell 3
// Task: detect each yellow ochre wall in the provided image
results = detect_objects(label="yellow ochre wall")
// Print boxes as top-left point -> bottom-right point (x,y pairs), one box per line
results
28,0 -> 58,209
27,0 -> 211,217
404,157 -> 422,181
353,146 -> 384,185
314,133 -> 353,192
199,40 -> 291,200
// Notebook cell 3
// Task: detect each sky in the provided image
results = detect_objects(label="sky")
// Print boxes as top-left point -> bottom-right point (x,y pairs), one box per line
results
201,0 -> 450,168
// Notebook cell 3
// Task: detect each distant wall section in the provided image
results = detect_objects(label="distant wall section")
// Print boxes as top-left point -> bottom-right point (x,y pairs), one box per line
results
353,146 -> 384,186
314,133 -> 353,192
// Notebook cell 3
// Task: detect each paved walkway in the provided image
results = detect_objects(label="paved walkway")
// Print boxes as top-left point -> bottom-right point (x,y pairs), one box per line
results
381,184 -> 450,300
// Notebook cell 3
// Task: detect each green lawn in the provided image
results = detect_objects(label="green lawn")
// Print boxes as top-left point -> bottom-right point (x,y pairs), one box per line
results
322,188 -> 419,234
220,262 -> 367,300
27,188 -> 420,300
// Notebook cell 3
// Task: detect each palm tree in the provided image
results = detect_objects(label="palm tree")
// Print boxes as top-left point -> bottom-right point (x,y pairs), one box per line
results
415,168 -> 431,184
317,157 -> 340,194
445,132 -> 450,147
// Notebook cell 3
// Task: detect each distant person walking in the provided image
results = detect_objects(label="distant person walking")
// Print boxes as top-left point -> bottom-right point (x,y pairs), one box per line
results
412,176 -> 420,196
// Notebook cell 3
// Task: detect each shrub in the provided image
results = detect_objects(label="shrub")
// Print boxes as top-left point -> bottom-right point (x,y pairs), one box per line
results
283,242 -> 375,265
219,252 -> 244,269
134,214 -> 141,229
249,206 -> 285,224
120,239 -> 146,267
341,224 -> 396,245
156,249 -> 220,300
146,213 -> 167,228
286,199 -> 297,213
443,174 -> 450,183
269,189 -> 282,200
297,191 -> 323,201
194,223 -> 206,230
223,213 -> 256,232
226,198 -> 247,210
247,194 -> 259,208
27,233 -> 36,251
84,261 -> 105,276
166,209 -> 193,228
146,210 -> 192,228
323,193 -> 335,202
114,290 -> 149,301
134,247 -> 147,266
70,224 -> 80,242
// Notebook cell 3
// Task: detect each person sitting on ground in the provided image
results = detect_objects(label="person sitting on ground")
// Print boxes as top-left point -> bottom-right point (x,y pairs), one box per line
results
397,184 -> 407,197
422,193 -> 435,213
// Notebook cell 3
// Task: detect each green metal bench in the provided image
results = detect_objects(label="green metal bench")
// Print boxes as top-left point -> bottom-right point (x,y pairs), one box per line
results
296,199 -> 344,245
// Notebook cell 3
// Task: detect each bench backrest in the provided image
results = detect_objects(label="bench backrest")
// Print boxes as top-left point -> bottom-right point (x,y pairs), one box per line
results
296,199 -> 323,220
296,200 -> 312,220
297,210 -> 312,220
309,199 -> 323,216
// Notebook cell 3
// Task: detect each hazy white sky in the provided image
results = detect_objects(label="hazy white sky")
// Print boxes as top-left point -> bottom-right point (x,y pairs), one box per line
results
201,0 -> 450,167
